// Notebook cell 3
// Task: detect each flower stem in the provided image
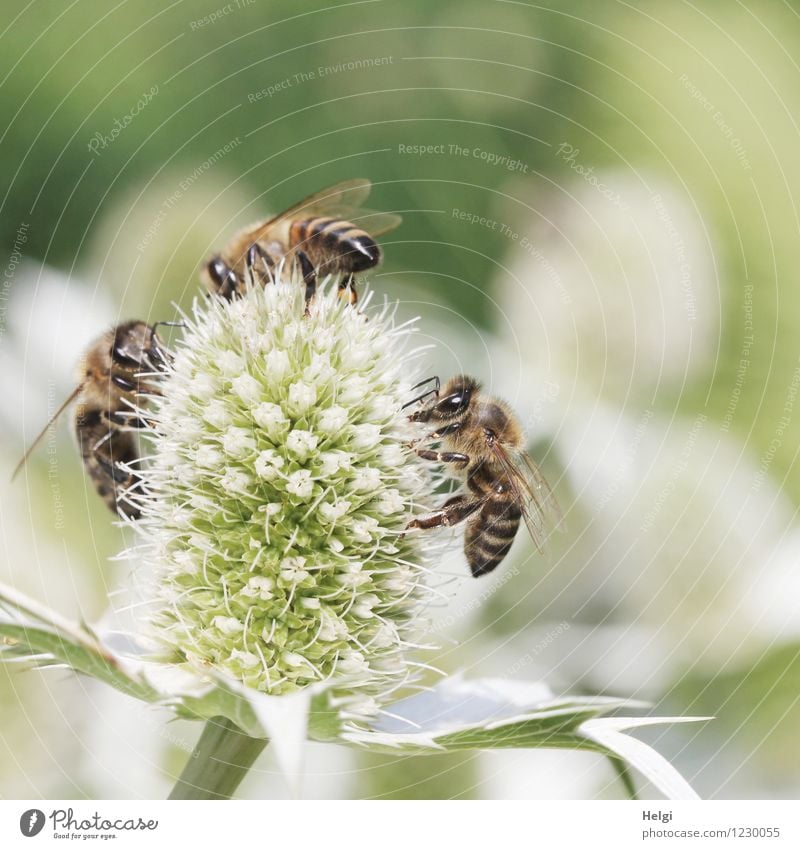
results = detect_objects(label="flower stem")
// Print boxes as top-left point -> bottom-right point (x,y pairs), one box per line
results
609,755 -> 639,800
168,717 -> 268,800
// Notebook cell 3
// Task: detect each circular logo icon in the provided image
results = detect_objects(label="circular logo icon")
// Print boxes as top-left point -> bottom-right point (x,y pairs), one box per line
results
19,809 -> 45,837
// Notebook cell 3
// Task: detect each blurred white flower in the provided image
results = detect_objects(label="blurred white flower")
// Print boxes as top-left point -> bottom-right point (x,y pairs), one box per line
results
745,527 -> 800,642
496,174 -> 720,402
555,401 -> 795,672
0,261 -> 114,438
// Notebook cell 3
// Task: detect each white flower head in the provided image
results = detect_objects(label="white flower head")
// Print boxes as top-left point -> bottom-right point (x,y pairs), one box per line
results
132,278 -> 438,709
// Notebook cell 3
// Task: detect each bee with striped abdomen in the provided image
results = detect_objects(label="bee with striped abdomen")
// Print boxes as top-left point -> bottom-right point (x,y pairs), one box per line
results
202,178 -> 401,307
405,375 -> 562,577
13,321 -> 171,519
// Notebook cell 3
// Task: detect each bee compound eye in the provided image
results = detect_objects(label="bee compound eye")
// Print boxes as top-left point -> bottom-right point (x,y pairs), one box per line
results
438,391 -> 469,416
111,328 -> 145,368
111,344 -> 139,367
208,258 -> 237,292
208,259 -> 225,282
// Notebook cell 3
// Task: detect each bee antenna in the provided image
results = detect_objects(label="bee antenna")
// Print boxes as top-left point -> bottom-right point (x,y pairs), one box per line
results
152,320 -> 186,331
11,383 -> 84,481
402,376 -> 441,410
410,376 -> 439,392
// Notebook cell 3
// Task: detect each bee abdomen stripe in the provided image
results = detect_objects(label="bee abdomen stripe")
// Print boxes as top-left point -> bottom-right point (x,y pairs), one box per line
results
292,218 -> 335,242
467,549 -> 508,577
327,230 -> 367,249
476,531 -> 517,551
320,219 -> 358,235
476,536 -> 514,555
485,515 -> 520,531
309,217 -> 337,235
483,499 -> 522,520
75,407 -> 103,431
469,464 -> 496,489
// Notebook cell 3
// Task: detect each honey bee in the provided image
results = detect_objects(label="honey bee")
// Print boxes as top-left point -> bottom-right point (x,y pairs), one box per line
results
202,178 -> 401,307
12,321 -> 171,519
405,375 -> 562,577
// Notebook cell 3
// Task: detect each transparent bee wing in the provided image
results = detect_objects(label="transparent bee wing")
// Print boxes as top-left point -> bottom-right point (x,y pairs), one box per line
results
11,383 -> 84,480
235,180 -> 402,251
343,209 -> 402,237
490,443 -> 563,553
253,178 -> 374,233
518,448 -> 565,528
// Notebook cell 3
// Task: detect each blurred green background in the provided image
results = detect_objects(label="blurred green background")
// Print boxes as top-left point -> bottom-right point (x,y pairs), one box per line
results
2,0 -> 800,799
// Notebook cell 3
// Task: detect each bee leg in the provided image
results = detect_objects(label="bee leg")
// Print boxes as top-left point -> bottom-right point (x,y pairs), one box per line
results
111,373 -> 137,392
415,448 -> 470,468
404,421 -> 464,451
92,451 -> 143,518
297,250 -> 317,314
109,409 -> 155,430
244,244 -> 273,288
90,428 -> 114,453
112,374 -> 165,400
258,244 -> 276,283
338,274 -> 358,305
428,421 -> 463,439
93,449 -> 137,485
246,245 -> 259,287
146,328 -> 176,372
406,494 -> 483,531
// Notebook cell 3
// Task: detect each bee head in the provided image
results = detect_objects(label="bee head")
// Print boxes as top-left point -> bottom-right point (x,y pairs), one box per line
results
111,321 -> 155,369
412,374 -> 480,423
111,321 -> 170,374
203,255 -> 239,299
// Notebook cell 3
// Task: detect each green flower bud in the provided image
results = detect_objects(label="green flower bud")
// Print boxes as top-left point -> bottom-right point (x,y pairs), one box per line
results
132,278 -> 438,712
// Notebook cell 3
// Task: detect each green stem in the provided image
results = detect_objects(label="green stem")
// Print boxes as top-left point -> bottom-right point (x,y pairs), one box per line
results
169,716 -> 268,800
609,755 -> 639,800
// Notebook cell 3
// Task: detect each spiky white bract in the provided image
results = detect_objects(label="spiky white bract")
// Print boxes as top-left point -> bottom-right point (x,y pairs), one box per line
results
133,277 -> 438,711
